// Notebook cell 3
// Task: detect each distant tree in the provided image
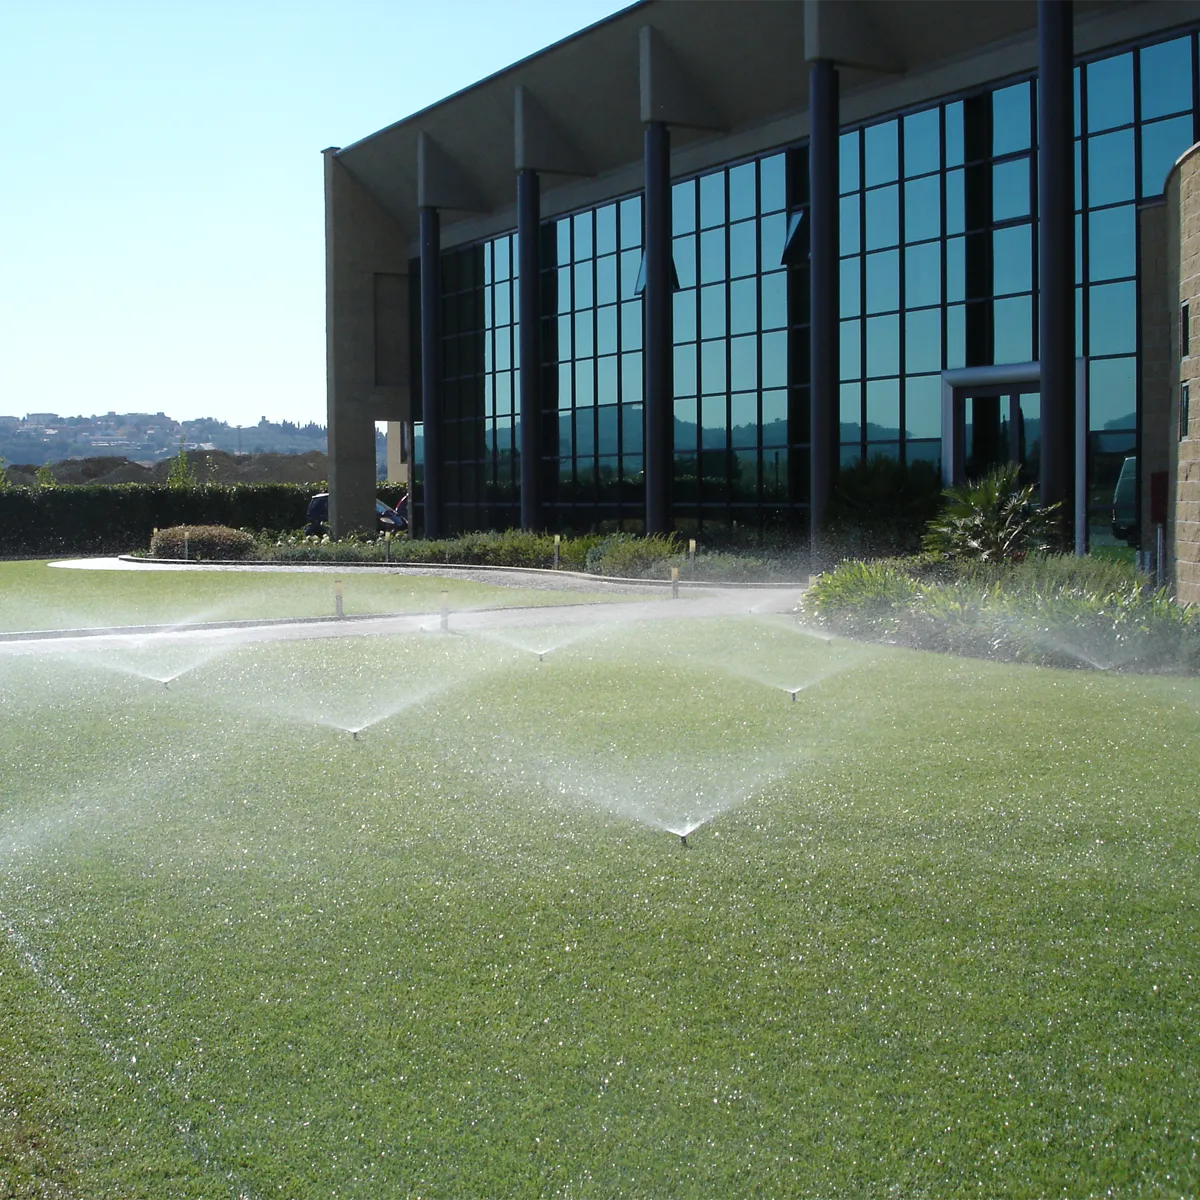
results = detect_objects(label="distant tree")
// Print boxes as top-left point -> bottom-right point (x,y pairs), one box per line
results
34,463 -> 56,488
0,457 -> 8,491
166,438 -> 198,490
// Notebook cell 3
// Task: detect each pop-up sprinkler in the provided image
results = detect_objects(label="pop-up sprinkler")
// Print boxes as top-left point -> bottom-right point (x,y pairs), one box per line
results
680,833 -> 689,848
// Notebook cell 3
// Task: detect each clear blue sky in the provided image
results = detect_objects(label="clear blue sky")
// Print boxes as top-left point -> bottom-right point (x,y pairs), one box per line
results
0,0 -> 630,429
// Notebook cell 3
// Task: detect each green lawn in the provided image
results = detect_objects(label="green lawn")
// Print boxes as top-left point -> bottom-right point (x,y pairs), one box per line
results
0,560 -> 619,633
1,612 -> 1198,1197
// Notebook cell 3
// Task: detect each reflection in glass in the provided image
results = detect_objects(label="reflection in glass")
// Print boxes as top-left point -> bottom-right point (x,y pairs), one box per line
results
675,397 -> 697,439
906,307 -> 941,374
840,382 -> 861,432
840,194 -> 861,254
620,247 -> 641,297
573,262 -> 593,309
623,404 -> 643,453
905,374 -> 941,438
945,236 -> 965,303
621,300 -> 643,351
1087,52 -> 1133,132
841,256 -> 861,316
731,393 -> 757,447
620,196 -> 642,250
674,343 -> 697,396
597,356 -> 617,404
993,224 -> 1032,296
573,212 -> 593,262
906,241 -> 941,308
866,249 -> 899,314
761,272 -> 787,330
622,352 -> 642,403
598,405 -> 618,455
993,83 -> 1031,156
841,319 -> 861,379
701,394 -> 727,448
864,120 -> 899,186
762,390 -> 787,439
728,161 -> 757,222
992,157 -> 1031,221
905,174 -> 940,242
945,168 -> 965,235
574,359 -> 595,406
729,277 -> 757,335
944,101 -> 964,167
700,228 -> 726,284
761,331 -> 787,388
700,284 -> 726,338
1087,128 -> 1135,206
596,255 -> 617,306
946,304 -> 966,368
866,379 -> 900,435
904,107 -> 940,178
558,312 -> 572,357
729,220 -> 757,277
730,335 -> 757,390
866,314 -> 900,377
994,295 -> 1033,363
840,130 -> 860,194
1088,205 -> 1136,280
864,184 -> 900,249
1141,38 -> 1193,120
1089,281 -> 1136,355
596,305 -> 618,356
574,309 -> 593,357
1141,115 -> 1194,197
760,212 -> 786,267
701,340 -> 727,393
699,171 -> 726,229
1089,356 -> 1136,428
674,234 -> 697,288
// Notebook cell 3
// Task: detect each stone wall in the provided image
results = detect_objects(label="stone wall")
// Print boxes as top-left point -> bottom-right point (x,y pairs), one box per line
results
1168,145 -> 1200,604
1138,201 -> 1170,551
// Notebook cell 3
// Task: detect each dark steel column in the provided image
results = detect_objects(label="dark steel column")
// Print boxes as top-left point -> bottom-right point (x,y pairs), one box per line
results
808,59 -> 840,565
419,205 -> 443,539
643,120 -> 672,534
517,168 -> 542,530
1038,0 -> 1075,540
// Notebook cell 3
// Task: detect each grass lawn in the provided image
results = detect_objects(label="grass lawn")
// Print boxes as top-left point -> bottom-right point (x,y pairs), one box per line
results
1,612 -> 1198,1197
0,560 -> 621,633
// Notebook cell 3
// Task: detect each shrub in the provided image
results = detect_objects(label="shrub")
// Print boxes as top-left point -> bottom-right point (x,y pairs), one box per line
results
825,456 -> 944,559
923,464 -> 1062,561
149,525 -> 257,560
805,560 -> 921,638
584,532 -> 681,578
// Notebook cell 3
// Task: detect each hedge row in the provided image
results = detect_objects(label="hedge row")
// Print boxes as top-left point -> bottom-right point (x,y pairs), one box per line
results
0,483 -> 321,557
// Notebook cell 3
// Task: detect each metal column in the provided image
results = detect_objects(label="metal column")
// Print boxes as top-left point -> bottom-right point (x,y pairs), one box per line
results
517,168 -> 542,530
808,59 -> 840,566
643,120 -> 672,535
1038,0 -> 1076,545
419,205 -> 443,539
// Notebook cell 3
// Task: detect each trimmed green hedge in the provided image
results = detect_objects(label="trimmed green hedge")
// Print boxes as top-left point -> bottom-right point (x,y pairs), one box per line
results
0,483 -> 317,557
149,525 -> 257,560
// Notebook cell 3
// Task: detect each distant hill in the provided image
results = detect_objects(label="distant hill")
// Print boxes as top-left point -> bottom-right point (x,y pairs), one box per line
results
4,451 -> 329,487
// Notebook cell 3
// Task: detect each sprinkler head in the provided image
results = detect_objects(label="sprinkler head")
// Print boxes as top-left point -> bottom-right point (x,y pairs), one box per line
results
162,680 -> 170,690
680,834 -> 689,848
790,690 -> 797,702
539,653 -> 544,662
351,730 -> 359,740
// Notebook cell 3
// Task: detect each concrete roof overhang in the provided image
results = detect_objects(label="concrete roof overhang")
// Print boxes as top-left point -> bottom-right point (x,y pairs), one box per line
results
332,0 -> 1156,249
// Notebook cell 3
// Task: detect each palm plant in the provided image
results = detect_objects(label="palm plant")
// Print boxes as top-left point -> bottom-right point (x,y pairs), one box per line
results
923,463 -> 1061,562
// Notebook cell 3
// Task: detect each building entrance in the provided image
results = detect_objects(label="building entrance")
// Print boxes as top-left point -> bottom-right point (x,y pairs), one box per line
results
962,392 -> 1040,484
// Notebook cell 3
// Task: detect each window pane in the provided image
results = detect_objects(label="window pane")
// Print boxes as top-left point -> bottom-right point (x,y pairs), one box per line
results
906,241 -> 941,309
904,107 -> 941,177
945,168 -> 965,235
866,378 -> 900,436
674,343 -> 697,397
1087,128 -> 1135,206
731,393 -> 757,447
700,284 -> 726,339
905,174 -> 941,242
619,196 -> 642,250
622,403 -> 643,453
865,249 -> 899,313
994,295 -> 1032,363
674,290 -> 697,342
1087,52 -> 1133,132
573,262 -> 593,309
622,352 -> 642,403
906,307 -> 942,374
1089,281 -> 1136,355
1088,205 -> 1136,281
944,101 -> 964,167
558,313 -> 572,357
673,179 -> 696,235
840,319 -> 862,380
1141,115 -> 1194,197
864,120 -> 899,186
839,130 -> 860,194
620,247 -> 642,298
993,157 -> 1031,221
946,304 -> 966,368
762,389 -> 787,437
598,360 -> 618,408
840,382 -> 862,434
701,394 -> 727,449
759,154 -> 787,214
760,212 -> 786,268
905,374 -> 941,439
840,194 -> 861,254
699,171 -> 726,228
730,335 -> 757,390
573,212 -> 593,261
1141,37 -> 1193,120
945,236 -> 965,303
674,234 -> 697,289
993,82 -> 1031,156
596,305 -> 617,355
841,256 -> 862,316
1089,356 -> 1136,428
595,205 -> 617,256
701,340 -> 727,393
729,278 -> 757,335
866,314 -> 900,376
596,254 -> 617,306
700,228 -> 726,284
864,184 -> 900,249
574,310 -> 593,356
574,359 -> 595,405
761,331 -> 788,388
729,220 -> 757,278
993,224 -> 1032,296
621,300 -> 642,351
761,272 -> 787,330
